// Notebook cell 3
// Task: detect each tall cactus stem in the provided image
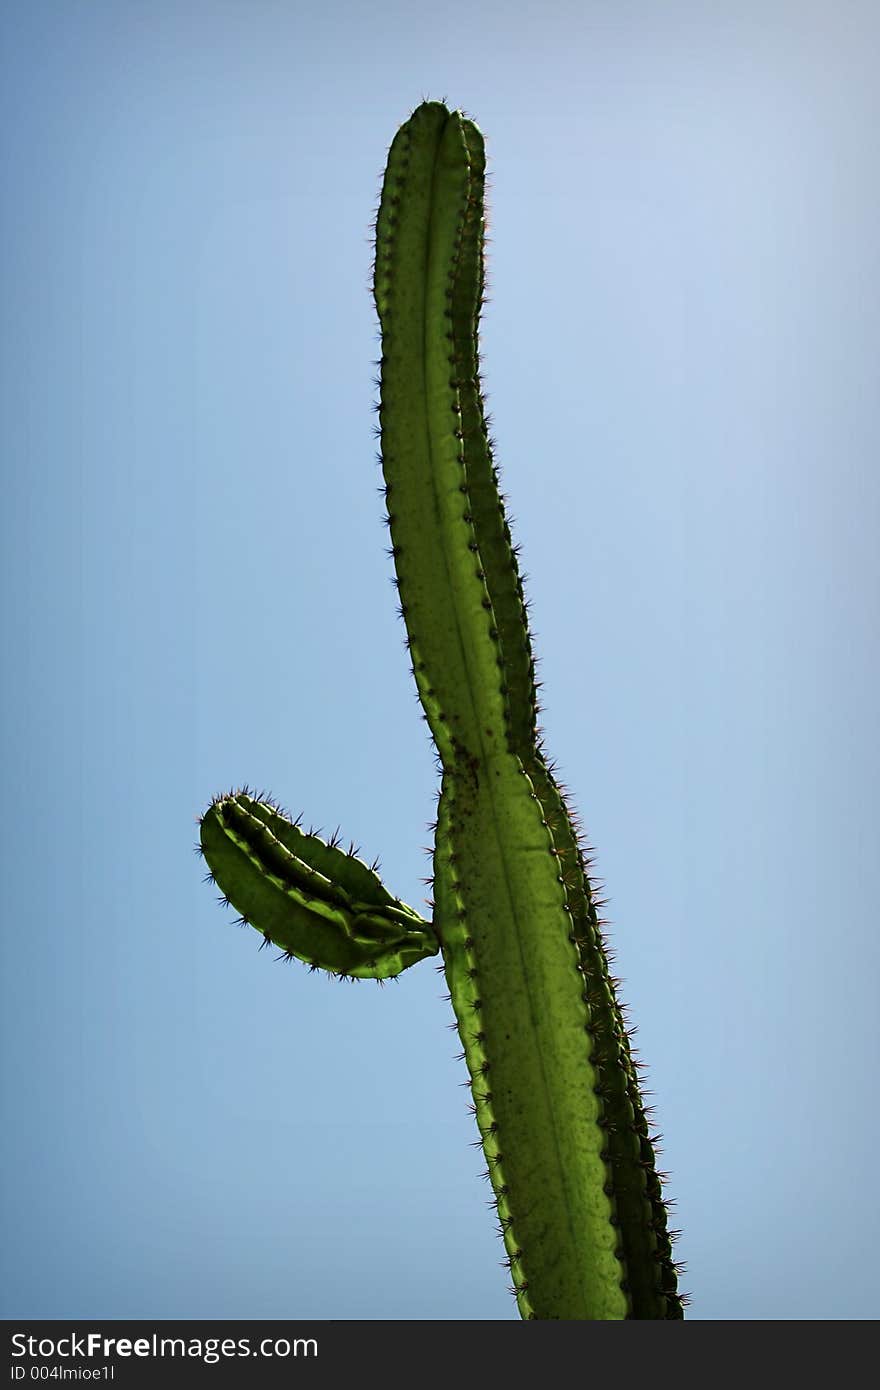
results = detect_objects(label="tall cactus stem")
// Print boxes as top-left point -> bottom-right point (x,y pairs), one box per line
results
198,99 -> 683,1320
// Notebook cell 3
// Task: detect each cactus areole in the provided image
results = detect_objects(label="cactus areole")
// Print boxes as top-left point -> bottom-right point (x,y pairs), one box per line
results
198,101 -> 684,1320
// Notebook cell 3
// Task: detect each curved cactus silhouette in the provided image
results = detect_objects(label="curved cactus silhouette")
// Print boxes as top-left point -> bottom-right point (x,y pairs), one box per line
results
199,100 -> 684,1320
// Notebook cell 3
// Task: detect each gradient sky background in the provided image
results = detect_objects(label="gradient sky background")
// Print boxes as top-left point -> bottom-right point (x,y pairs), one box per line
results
2,0 -> 878,1321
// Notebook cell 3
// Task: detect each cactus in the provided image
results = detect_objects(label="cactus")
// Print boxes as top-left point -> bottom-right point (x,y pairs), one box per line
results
198,100 -> 684,1320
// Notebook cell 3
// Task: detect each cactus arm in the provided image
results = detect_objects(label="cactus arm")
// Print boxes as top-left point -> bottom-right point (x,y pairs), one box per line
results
375,102 -> 682,1318
448,118 -> 539,754
200,792 -> 437,980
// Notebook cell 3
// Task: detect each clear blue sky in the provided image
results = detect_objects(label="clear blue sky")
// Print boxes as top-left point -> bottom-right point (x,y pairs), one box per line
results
2,0 -> 877,1320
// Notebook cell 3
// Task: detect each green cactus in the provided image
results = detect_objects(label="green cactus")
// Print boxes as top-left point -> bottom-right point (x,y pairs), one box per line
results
199,100 -> 684,1320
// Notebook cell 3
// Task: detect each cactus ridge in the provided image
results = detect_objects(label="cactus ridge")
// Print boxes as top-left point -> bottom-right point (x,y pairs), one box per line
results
528,760 -> 684,1316
198,100 -> 684,1319
432,770 -> 537,1318
445,118 -> 540,758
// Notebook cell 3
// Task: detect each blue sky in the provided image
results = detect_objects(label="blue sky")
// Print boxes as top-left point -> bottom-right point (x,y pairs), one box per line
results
2,0 -> 878,1320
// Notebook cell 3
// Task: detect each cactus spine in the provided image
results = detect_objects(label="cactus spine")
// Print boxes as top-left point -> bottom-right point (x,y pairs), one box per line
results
199,101 -> 683,1320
